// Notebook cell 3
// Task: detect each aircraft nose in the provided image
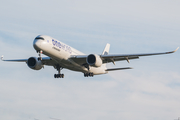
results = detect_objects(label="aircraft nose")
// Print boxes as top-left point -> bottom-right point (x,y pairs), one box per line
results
33,39 -> 42,50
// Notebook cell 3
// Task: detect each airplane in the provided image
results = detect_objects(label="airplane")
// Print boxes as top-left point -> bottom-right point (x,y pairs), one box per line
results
1,35 -> 179,78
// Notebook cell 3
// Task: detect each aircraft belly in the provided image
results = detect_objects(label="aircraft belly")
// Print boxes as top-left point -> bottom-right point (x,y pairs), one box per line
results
59,59 -> 86,72
89,67 -> 107,75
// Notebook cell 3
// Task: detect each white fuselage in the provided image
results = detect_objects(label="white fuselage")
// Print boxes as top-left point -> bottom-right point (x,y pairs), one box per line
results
33,35 -> 108,75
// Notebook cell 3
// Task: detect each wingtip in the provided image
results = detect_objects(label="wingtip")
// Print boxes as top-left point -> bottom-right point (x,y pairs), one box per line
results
174,47 -> 179,52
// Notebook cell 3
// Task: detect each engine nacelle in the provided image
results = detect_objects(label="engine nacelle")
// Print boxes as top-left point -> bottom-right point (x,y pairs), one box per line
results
86,54 -> 102,67
27,57 -> 43,70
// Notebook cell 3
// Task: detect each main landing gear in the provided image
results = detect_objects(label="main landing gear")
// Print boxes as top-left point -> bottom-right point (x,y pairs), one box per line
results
84,72 -> 94,77
54,74 -> 64,78
54,65 -> 64,78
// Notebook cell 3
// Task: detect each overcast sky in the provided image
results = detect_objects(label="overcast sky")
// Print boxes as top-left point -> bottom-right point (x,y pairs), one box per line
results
0,0 -> 180,120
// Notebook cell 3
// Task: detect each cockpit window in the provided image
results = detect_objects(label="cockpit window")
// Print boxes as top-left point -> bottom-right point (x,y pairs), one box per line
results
35,36 -> 44,40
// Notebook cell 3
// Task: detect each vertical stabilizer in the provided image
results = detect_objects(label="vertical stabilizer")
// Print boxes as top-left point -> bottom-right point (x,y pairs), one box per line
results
101,43 -> 110,68
102,43 -> 110,55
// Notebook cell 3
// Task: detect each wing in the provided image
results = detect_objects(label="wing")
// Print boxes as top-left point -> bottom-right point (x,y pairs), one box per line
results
101,47 -> 179,63
69,47 -> 179,65
1,55 -> 28,62
1,56 -> 56,66
106,67 -> 133,71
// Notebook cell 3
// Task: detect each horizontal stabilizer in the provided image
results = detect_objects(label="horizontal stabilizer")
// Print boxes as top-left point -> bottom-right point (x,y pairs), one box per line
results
106,67 -> 133,71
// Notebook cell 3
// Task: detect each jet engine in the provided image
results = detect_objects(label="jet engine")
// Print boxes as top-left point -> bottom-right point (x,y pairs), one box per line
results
27,57 -> 43,70
86,54 -> 102,67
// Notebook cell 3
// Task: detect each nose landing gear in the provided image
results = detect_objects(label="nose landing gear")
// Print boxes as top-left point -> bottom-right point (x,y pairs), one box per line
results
37,50 -> 43,61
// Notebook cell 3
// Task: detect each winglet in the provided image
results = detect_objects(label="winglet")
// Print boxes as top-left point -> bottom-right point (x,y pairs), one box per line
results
166,47 -> 179,54
1,55 -> 3,61
173,47 -> 179,53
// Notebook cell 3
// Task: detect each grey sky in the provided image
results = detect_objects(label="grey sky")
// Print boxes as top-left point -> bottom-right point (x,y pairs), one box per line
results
0,0 -> 180,120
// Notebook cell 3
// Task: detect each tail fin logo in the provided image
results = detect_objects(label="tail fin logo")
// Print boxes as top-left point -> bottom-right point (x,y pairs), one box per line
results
102,43 -> 110,55
104,51 -> 108,55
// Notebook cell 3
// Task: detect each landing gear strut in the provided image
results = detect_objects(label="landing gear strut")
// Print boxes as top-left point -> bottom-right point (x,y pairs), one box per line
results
54,65 -> 64,78
84,72 -> 94,77
37,50 -> 43,61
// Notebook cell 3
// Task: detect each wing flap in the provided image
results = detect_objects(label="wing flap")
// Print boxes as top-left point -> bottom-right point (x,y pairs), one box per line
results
102,56 -> 139,63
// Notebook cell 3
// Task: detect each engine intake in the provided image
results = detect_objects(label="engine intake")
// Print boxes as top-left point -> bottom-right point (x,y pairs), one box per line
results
27,57 -> 43,70
86,54 -> 102,67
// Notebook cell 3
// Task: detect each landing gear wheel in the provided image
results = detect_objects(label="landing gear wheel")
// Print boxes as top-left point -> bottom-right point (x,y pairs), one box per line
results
84,72 -> 94,77
54,65 -> 64,79
54,74 -> 57,78
59,74 -> 61,78
62,74 -> 64,78
90,73 -> 94,77
54,74 -> 64,78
